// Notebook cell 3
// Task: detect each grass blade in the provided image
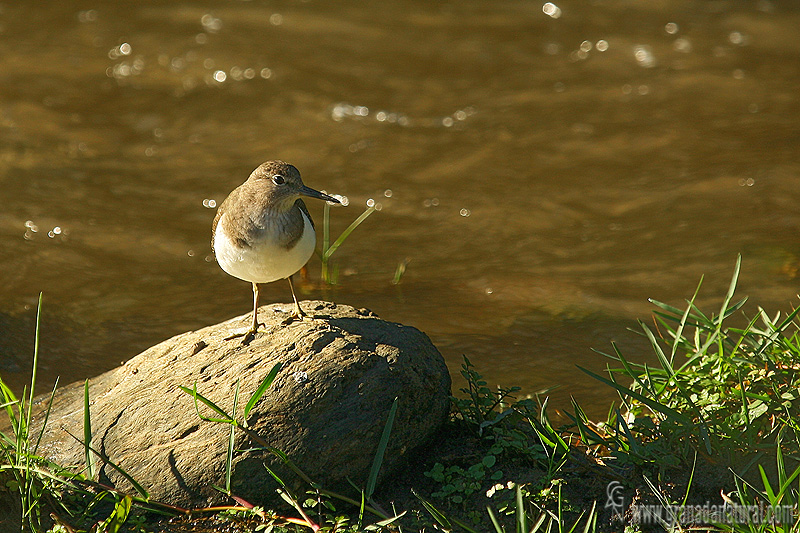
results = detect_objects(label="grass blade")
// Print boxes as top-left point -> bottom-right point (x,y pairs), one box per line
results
322,206 -> 376,261
244,362 -> 281,421
103,494 -> 132,533
487,506 -> 505,532
515,484 -> 526,533
0,379 -> 20,436
64,429 -> 151,499
581,501 -> 597,533
83,379 -> 96,479
568,397 -> 607,446
413,488 -> 451,528
413,488 -> 482,532
759,465 -> 776,502
609,341 -> 657,398
25,293 -> 43,436
368,511 -> 407,528
718,254 -> 741,329
670,278 -> 703,362
577,366 -> 693,425
32,378 -> 58,455
225,381 -> 240,493
323,200 -> 331,257
366,397 -> 398,500
178,384 -> 234,424
391,258 -> 410,285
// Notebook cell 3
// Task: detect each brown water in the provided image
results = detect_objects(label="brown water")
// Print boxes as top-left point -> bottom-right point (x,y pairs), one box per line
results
2,0 -> 799,417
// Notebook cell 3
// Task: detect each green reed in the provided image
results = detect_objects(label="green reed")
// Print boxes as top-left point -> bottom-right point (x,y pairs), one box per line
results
0,294 -> 68,531
321,200 -> 377,285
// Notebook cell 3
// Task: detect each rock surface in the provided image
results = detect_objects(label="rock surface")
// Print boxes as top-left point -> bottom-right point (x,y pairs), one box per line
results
26,301 -> 451,507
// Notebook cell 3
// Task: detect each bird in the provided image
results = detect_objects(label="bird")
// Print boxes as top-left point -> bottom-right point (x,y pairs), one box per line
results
212,160 -> 340,336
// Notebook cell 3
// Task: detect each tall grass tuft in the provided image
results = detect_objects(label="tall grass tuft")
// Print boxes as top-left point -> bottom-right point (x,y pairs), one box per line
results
578,255 -> 800,471
1,295 -> 157,531
0,294 -> 76,531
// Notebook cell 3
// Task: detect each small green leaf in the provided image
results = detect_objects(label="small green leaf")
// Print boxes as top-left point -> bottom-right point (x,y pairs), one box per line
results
244,362 -> 282,420
104,494 -> 132,533
179,384 -> 234,423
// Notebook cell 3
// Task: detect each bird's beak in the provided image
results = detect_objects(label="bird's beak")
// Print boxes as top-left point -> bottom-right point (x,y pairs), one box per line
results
299,185 -> 340,204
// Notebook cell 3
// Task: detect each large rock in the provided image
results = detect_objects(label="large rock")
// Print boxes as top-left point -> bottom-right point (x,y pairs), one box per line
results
28,301 -> 451,507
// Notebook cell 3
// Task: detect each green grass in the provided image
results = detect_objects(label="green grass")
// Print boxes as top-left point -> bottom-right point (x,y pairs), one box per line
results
179,375 -> 404,531
4,258 -> 800,532
577,255 -> 800,472
568,256 -> 800,531
0,294 -> 77,531
320,199 -> 377,285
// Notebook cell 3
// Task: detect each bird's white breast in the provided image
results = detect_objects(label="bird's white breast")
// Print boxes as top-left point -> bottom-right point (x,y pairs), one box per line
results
214,211 -> 316,284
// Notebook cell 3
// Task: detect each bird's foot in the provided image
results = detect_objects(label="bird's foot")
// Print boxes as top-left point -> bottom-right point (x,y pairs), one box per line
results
224,323 -> 263,344
281,313 -> 305,325
281,305 -> 309,325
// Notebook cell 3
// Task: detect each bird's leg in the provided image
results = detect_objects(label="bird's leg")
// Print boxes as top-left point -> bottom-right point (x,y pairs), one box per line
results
285,275 -> 308,323
224,282 -> 261,342
250,282 -> 261,333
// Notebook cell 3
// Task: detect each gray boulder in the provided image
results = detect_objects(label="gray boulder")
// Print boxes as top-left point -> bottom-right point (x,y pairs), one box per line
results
28,301 -> 451,507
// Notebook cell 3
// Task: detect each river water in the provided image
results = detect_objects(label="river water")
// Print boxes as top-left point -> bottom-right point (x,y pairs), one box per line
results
1,0 -> 799,416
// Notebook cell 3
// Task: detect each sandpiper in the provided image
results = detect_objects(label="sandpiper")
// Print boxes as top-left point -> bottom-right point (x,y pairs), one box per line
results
212,160 -> 340,335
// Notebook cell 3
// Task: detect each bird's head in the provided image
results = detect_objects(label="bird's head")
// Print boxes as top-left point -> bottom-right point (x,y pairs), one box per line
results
248,160 -> 339,210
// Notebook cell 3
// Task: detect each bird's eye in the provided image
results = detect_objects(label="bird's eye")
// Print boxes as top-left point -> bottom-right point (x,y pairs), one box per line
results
272,174 -> 286,185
